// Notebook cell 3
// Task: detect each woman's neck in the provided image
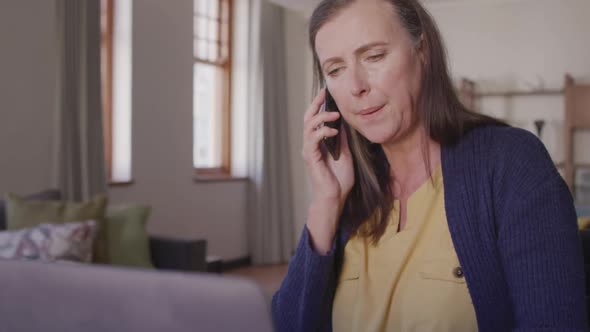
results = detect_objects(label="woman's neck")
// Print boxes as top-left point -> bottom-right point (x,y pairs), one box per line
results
381,125 -> 441,198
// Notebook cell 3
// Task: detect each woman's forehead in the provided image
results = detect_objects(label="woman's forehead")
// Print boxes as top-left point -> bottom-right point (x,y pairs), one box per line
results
314,1 -> 402,60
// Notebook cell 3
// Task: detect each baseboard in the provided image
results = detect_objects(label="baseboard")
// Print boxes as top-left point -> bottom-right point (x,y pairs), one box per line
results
222,256 -> 252,272
206,256 -> 252,273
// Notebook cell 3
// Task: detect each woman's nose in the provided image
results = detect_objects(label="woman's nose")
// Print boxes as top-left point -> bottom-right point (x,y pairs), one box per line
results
349,66 -> 370,97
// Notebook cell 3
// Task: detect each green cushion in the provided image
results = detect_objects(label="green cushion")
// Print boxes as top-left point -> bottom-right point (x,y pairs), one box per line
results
105,204 -> 154,268
5,193 -> 109,262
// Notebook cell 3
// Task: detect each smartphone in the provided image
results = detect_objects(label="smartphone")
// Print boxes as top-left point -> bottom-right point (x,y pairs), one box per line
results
320,88 -> 342,160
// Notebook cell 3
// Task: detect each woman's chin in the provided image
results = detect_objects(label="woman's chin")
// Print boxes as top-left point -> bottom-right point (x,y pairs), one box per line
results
354,122 -> 402,145
360,131 -> 396,145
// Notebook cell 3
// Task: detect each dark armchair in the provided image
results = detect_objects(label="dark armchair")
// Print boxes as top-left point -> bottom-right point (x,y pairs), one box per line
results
149,236 -> 207,272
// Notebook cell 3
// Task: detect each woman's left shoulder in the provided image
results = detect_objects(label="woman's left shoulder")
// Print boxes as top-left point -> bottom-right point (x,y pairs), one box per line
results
468,125 -> 543,151
455,125 -> 557,181
477,125 -> 562,187
467,125 -> 550,163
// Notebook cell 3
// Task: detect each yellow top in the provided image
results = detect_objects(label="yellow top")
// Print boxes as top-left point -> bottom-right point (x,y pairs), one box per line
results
332,165 -> 477,332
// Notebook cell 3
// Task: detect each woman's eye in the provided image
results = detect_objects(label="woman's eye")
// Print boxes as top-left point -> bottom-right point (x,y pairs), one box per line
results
327,68 -> 342,76
367,54 -> 384,61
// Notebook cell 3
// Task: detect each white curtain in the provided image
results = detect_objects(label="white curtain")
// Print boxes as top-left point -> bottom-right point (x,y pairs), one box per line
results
247,0 -> 295,264
54,0 -> 107,201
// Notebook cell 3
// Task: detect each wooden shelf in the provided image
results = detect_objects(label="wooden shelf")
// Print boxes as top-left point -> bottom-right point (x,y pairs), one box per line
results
555,162 -> 590,169
475,89 -> 563,98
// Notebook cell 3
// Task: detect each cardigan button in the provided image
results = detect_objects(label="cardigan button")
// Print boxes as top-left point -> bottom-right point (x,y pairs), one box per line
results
453,266 -> 464,278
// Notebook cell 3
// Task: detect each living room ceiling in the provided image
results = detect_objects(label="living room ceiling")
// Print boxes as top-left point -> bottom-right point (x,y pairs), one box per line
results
267,0 -> 319,14
268,0 -> 531,14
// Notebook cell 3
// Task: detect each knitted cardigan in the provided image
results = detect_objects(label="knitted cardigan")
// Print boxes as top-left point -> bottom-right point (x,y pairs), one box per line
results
271,126 -> 588,332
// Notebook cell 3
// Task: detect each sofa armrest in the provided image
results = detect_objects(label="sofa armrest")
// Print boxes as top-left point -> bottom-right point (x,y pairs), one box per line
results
149,236 -> 207,272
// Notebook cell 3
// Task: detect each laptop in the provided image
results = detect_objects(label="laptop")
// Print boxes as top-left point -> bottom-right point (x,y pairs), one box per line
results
0,259 -> 274,332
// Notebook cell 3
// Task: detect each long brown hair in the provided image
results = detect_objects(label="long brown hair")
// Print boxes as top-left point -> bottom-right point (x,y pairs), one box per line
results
309,0 -> 505,243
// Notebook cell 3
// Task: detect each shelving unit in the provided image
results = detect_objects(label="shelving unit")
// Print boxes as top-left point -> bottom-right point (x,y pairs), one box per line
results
458,74 -> 590,193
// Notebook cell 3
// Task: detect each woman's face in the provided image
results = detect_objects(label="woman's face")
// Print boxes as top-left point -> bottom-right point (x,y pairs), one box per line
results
315,0 -> 424,145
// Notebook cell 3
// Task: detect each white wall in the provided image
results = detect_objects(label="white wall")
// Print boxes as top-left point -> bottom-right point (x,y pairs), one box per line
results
0,0 -> 57,194
424,0 -> 590,164
108,0 -> 249,261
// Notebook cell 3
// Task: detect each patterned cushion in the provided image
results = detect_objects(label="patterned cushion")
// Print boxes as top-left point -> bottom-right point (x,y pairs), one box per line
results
0,220 -> 97,263
4,193 -> 108,263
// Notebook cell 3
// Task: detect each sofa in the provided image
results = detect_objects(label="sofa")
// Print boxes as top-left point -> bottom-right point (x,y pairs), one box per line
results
0,255 -> 273,332
0,189 -> 207,272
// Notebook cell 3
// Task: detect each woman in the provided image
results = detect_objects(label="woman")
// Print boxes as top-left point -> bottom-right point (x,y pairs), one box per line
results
272,0 -> 588,331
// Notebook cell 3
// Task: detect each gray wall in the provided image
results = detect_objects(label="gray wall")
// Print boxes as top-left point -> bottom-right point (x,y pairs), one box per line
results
0,0 -> 250,260
107,0 -> 249,260
0,0 -> 57,194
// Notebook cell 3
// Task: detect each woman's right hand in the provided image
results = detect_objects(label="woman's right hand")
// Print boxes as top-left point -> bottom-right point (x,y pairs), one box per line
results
302,89 -> 355,254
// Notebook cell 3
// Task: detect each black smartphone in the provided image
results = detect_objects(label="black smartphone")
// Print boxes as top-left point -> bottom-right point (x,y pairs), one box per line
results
321,88 -> 342,160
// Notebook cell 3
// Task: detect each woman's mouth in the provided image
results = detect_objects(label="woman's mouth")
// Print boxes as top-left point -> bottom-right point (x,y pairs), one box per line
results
359,104 -> 385,117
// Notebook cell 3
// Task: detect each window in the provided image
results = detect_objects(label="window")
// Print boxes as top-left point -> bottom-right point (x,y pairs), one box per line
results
100,0 -> 133,185
193,0 -> 233,176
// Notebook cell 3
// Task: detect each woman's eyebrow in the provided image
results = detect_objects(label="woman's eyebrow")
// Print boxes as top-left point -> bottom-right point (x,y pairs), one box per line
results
354,41 -> 389,55
321,41 -> 389,70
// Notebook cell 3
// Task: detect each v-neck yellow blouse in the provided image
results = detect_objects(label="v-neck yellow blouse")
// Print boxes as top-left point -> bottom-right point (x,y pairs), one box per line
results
332,165 -> 477,332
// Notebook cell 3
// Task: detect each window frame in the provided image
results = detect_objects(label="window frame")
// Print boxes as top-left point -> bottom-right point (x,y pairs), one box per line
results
100,0 -> 115,185
193,0 -> 235,180
101,0 -> 133,186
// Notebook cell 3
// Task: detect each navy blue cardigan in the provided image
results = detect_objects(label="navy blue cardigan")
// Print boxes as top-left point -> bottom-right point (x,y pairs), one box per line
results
272,126 -> 588,331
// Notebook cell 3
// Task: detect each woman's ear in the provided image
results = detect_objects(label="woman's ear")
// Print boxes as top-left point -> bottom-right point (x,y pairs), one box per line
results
416,34 -> 426,65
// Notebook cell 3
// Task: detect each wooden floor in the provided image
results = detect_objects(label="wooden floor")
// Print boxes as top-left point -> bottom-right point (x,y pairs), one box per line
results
224,264 -> 288,300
